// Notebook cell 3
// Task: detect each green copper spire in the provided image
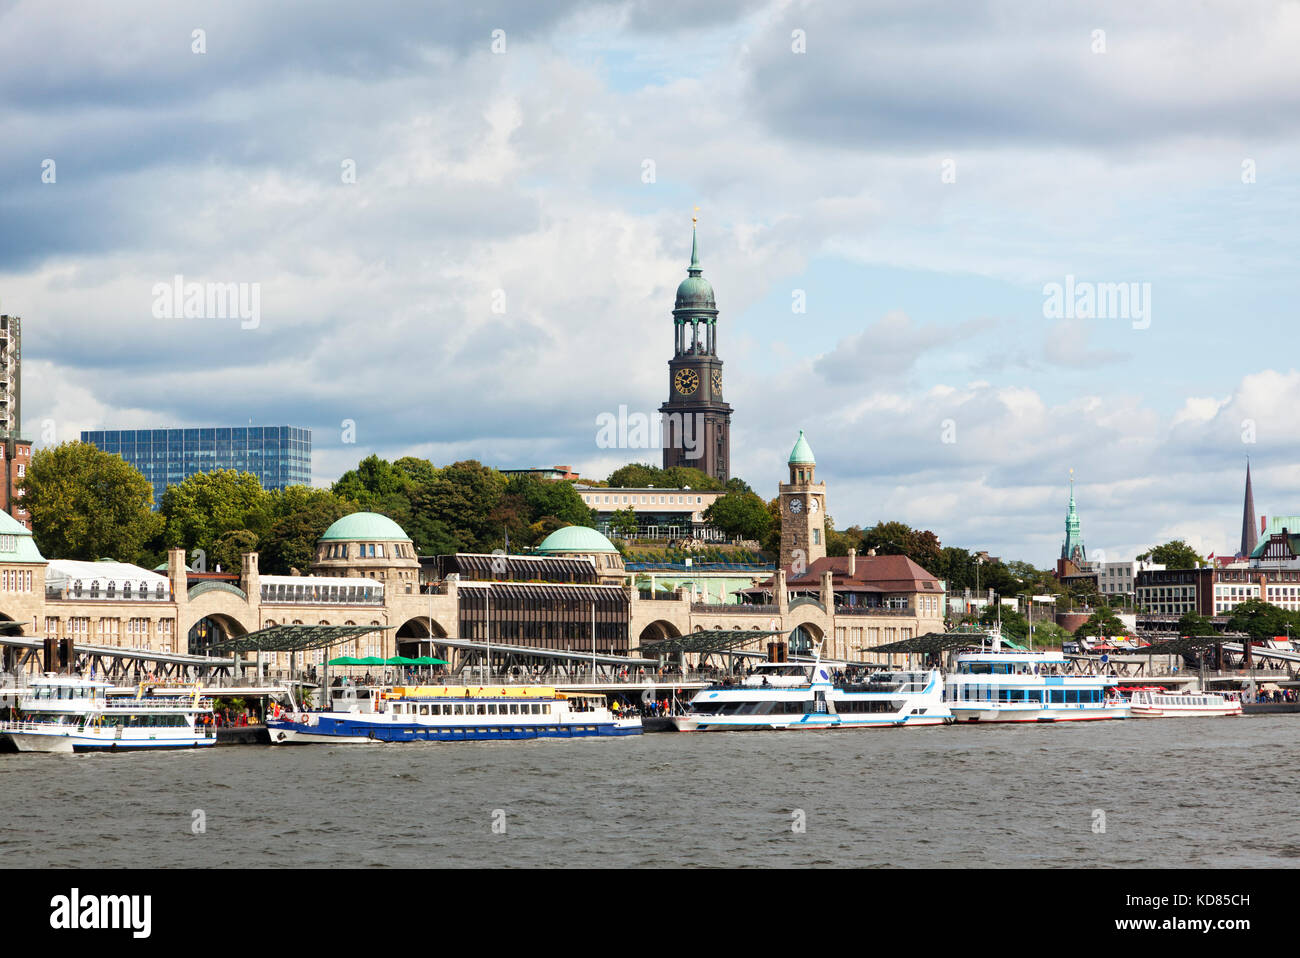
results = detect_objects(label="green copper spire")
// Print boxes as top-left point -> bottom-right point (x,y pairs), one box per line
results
688,220 -> 701,275
788,430 -> 815,465
1060,471 -> 1085,563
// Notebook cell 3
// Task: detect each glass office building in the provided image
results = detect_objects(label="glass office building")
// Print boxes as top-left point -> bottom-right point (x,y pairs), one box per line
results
81,426 -> 312,505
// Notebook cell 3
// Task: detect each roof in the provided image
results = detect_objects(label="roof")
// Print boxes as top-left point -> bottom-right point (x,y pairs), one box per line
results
46,559 -> 169,590
319,512 -> 411,542
536,525 -> 618,554
788,430 -> 815,465
751,554 -> 942,593
0,510 -> 45,563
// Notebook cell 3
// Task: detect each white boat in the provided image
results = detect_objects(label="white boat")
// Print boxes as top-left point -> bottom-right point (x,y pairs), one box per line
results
265,683 -> 642,744
670,654 -> 952,731
0,674 -> 217,752
1127,688 -> 1243,718
944,633 -> 1128,723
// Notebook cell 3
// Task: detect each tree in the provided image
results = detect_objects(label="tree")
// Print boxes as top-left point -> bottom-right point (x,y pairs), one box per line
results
1137,539 -> 1204,570
1075,607 -> 1128,639
1177,611 -> 1218,638
606,463 -> 661,488
160,470 -> 269,564
332,454 -> 414,524
605,462 -> 728,491
1225,598 -> 1300,643
702,490 -> 772,542
609,507 -> 638,539
210,529 -> 260,574
259,487 -> 359,574
19,441 -> 161,563
417,460 -> 505,552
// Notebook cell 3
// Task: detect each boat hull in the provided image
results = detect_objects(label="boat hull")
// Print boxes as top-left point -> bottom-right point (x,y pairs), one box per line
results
949,705 -> 1129,723
1129,706 -> 1242,718
2,728 -> 216,752
670,712 -> 952,732
265,716 -> 643,744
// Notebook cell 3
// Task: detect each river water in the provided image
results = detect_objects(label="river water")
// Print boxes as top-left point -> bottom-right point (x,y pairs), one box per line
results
2,717 -> 1297,868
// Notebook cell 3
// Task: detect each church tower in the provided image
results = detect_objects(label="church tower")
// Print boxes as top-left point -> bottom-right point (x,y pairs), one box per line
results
659,218 -> 732,481
1240,460 -> 1258,559
1060,471 -> 1086,566
779,430 -> 826,572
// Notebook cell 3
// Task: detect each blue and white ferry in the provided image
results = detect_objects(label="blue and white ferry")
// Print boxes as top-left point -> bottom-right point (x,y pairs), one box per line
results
266,683 -> 642,744
944,633 -> 1128,723
670,655 -> 952,731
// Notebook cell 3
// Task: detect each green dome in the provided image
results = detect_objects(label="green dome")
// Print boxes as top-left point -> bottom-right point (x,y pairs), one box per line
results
675,274 -> 716,309
788,430 -> 815,465
320,512 -> 411,542
537,525 -> 618,554
674,223 -> 716,310
0,509 -> 45,563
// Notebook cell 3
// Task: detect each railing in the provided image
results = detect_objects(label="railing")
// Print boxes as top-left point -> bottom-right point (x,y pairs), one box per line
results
636,591 -> 687,601
834,606 -> 916,616
690,603 -> 777,614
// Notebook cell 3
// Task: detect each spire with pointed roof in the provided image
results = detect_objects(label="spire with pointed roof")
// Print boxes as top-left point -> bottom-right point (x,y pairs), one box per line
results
788,429 -> 815,465
1240,460 -> 1258,558
1060,471 -> 1086,564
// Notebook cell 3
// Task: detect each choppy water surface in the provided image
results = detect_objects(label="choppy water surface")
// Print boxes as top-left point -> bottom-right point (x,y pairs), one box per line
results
2,718 -> 1297,868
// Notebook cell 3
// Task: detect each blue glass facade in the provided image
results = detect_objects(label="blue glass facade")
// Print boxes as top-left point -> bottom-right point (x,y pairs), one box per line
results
80,426 -> 312,506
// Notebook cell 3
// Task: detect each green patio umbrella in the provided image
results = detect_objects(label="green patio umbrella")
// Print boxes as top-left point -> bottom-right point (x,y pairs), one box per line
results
384,655 -> 420,665
412,656 -> 449,666
356,656 -> 386,666
328,656 -> 362,666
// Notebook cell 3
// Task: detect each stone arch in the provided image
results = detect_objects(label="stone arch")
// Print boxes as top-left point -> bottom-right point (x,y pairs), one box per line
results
185,610 -> 254,656
789,620 -> 824,657
636,619 -> 682,644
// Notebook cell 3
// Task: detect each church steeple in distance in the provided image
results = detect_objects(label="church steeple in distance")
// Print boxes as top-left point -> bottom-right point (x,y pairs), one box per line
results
659,213 -> 732,481
1241,459 -> 1258,558
1061,470 -> 1086,564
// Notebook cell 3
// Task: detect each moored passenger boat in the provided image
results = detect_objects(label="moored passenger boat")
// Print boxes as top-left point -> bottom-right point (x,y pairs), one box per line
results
944,636 -> 1128,723
266,684 -> 642,744
670,656 -> 952,731
0,675 -> 217,752
1127,688 -> 1242,718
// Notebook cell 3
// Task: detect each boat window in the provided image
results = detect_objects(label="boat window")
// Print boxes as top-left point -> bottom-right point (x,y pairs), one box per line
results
475,704 -> 486,715
543,704 -> 551,714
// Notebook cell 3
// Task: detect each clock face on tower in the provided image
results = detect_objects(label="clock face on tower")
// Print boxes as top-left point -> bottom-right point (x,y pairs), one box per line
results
809,497 -> 819,513
674,368 -> 699,395
789,498 -> 803,514
711,370 -> 722,393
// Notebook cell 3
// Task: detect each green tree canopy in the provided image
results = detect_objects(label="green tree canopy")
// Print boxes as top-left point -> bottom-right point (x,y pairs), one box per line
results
19,441 -> 161,564
702,490 -> 773,542
1137,539 -> 1204,570
605,462 -> 728,491
608,506 -> 638,538
160,470 -> 270,565
1074,606 -> 1129,639
1225,598 -> 1300,642
259,487 -> 359,574
1177,611 -> 1219,638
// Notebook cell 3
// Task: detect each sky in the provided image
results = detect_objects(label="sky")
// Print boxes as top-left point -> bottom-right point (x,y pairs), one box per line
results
2,0 -> 1298,568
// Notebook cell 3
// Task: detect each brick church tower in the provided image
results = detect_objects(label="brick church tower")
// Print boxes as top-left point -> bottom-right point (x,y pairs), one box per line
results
779,430 -> 826,572
659,219 -> 732,481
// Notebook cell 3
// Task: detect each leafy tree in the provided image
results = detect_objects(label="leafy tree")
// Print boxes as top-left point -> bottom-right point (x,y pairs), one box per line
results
19,441 -> 161,564
259,487 -> 358,574
332,454 -> 413,524
210,529 -> 260,574
1177,611 -> 1218,638
978,605 -> 1030,644
724,477 -> 753,495
1137,539 -> 1204,570
609,507 -> 639,539
606,463 -> 661,488
418,460 -> 504,552
1074,607 -> 1128,639
1225,598 -> 1300,643
702,490 -> 772,542
160,470 -> 269,563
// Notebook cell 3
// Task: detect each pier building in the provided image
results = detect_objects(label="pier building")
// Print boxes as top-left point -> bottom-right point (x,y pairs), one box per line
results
1,440 -> 944,677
